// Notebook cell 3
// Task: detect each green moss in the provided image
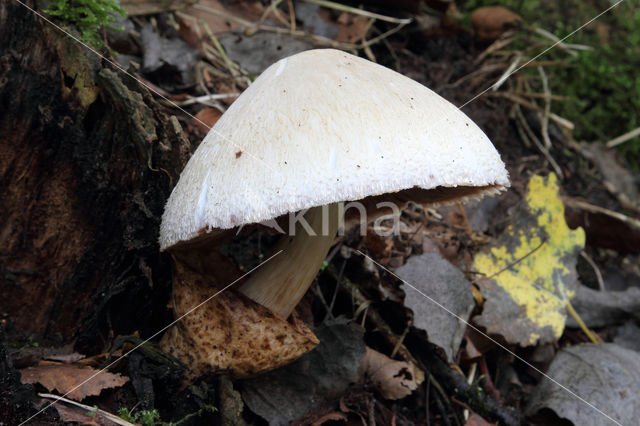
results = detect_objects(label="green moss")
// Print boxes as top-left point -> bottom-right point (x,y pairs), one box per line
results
118,408 -> 161,426
460,0 -> 640,168
44,0 -> 126,48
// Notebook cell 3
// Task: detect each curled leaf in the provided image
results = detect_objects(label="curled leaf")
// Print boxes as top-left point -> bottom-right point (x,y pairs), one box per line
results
358,347 -> 419,400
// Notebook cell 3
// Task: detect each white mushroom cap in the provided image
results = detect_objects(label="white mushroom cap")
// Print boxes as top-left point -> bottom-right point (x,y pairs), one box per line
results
160,49 -> 509,250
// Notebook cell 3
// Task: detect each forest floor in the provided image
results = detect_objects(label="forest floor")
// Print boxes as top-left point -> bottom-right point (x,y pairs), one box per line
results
1,0 -> 640,425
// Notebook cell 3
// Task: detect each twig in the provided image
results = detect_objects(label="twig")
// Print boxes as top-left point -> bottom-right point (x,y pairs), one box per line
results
487,91 -> 575,130
514,105 -> 563,177
605,126 -> 640,148
301,0 -> 412,24
167,93 -> 240,106
202,24 -> 238,78
532,27 -> 580,57
566,301 -> 602,344
510,91 -> 568,101
287,0 -> 296,32
360,22 -> 408,48
474,35 -> 515,65
491,53 -> 521,91
580,251 -> 605,291
327,266 -> 519,426
457,203 -> 473,235
537,66 -> 552,148
561,197 -> 640,231
37,393 -> 135,426
192,3 -> 255,28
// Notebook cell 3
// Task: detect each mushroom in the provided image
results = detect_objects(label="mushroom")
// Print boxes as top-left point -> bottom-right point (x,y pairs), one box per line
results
159,49 -> 509,379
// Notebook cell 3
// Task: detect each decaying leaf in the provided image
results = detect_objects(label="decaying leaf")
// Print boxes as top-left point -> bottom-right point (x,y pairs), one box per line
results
396,252 -> 475,361
465,413 -> 496,426
567,284 -> 640,328
194,108 -> 223,133
20,363 -> 129,401
240,321 -> 366,425
220,33 -> 313,75
473,174 -> 585,346
358,347 -> 418,400
526,343 -> 640,426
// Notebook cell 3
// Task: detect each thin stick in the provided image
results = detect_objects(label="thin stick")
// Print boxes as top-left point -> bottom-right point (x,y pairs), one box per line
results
192,3 -> 255,28
37,393 -> 135,426
287,0 -> 296,32
605,126 -> 640,148
537,66 -> 552,148
301,0 -> 412,24
492,53 -> 521,91
579,251 -> 605,291
488,92 -> 575,130
515,105 -> 563,177
561,197 -> 640,231
167,93 -> 240,106
458,203 -> 473,235
566,302 -> 601,344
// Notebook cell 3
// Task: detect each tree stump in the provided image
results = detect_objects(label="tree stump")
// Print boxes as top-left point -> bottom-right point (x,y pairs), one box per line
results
0,0 -> 188,357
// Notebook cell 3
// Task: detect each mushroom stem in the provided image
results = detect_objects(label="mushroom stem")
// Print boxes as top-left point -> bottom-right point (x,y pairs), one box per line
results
238,203 -> 340,318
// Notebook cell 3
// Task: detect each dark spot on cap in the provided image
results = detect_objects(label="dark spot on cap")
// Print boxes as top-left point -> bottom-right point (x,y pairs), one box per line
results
235,151 -> 242,158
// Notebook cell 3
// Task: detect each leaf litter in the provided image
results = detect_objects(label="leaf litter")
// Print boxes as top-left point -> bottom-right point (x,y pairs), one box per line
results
526,343 -> 640,426
5,0 -> 640,424
473,173 -> 586,346
20,363 -> 129,401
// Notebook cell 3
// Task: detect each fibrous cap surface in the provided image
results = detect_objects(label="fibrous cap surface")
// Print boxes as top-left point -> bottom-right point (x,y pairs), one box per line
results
160,49 -> 509,250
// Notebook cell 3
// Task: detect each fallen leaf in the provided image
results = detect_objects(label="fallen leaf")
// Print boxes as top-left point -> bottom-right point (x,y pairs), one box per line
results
334,13 -> 370,43
20,363 -> 129,401
309,411 -> 347,425
220,33 -> 313,75
472,6 -> 522,40
526,343 -> 640,426
473,174 -> 585,346
613,321 -> 640,351
182,0 -> 264,36
241,320 -> 366,425
579,142 -> 639,211
194,108 -> 223,133
296,3 -> 338,39
439,195 -> 500,233
358,347 -> 418,400
140,25 -> 199,85
566,284 -> 640,328
565,202 -> 640,254
48,403 -> 118,425
396,252 -> 475,361
121,0 -> 183,16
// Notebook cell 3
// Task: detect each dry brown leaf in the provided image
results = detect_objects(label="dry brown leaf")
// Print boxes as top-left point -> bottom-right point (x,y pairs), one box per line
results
334,13 -> 370,43
20,363 -> 129,401
183,0 -> 263,36
194,108 -> 223,133
465,413 -> 496,426
358,347 -> 417,400
49,403 -> 118,426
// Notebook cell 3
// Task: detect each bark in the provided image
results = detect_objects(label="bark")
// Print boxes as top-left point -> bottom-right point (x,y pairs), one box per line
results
0,0 -> 188,356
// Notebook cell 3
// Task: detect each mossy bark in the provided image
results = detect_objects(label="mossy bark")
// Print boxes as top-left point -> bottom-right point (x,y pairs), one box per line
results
0,3 -> 187,419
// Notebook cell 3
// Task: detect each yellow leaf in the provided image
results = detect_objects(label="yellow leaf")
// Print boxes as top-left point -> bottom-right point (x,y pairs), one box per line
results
473,174 -> 585,346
